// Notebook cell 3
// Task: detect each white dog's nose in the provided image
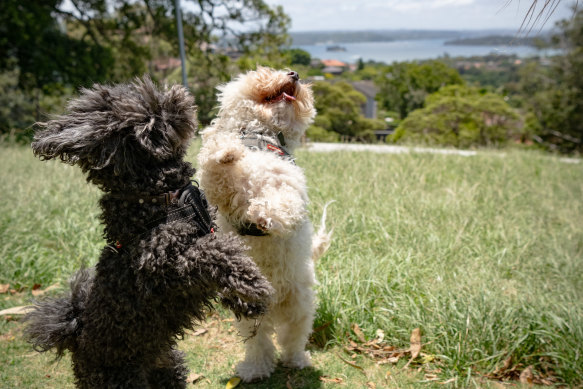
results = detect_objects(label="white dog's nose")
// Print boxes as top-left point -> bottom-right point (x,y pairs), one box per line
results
287,71 -> 299,81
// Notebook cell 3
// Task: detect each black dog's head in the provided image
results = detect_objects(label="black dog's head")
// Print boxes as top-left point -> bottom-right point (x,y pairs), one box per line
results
32,76 -> 197,190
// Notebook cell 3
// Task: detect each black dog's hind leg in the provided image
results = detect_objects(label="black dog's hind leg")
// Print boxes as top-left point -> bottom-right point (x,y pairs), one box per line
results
72,358 -> 149,388
147,348 -> 189,389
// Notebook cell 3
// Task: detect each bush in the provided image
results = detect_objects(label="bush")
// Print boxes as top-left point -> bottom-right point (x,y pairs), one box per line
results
306,125 -> 340,142
393,85 -> 521,148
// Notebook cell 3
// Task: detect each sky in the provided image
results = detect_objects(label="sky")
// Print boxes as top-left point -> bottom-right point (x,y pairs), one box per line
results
264,0 -> 576,31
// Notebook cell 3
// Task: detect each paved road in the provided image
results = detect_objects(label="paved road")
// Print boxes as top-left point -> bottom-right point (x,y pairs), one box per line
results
303,142 -> 580,164
304,142 -> 477,156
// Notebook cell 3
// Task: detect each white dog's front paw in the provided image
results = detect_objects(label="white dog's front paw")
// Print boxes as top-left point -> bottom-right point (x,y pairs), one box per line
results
236,357 -> 276,382
281,351 -> 312,369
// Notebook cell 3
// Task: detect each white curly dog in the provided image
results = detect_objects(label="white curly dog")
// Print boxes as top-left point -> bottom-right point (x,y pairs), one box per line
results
197,66 -> 332,382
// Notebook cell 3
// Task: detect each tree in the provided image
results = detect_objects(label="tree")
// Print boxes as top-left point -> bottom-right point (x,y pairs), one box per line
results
308,81 -> 385,141
285,48 -> 312,66
376,61 -> 464,120
0,0 -> 291,133
0,0 -> 114,91
518,7 -> 583,153
393,85 -> 521,148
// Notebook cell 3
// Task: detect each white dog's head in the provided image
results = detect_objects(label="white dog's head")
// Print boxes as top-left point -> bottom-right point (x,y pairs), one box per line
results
213,66 -> 315,146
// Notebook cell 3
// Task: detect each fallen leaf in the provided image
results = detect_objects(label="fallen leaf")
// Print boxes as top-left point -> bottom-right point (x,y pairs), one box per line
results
187,372 -> 204,384
440,378 -> 456,384
313,321 -> 332,333
286,375 -> 293,389
519,365 -> 534,384
421,354 -> 435,364
31,284 -> 60,297
0,306 -> 33,316
409,328 -> 422,359
387,356 -> 400,364
31,289 -> 44,297
0,334 -> 15,342
191,328 -> 208,337
366,382 -> 376,388
403,328 -> 422,369
336,353 -> 366,375
496,355 -> 513,375
375,329 -> 385,343
319,376 -> 344,384
0,284 -> 9,294
225,376 -> 241,389
351,323 -> 367,343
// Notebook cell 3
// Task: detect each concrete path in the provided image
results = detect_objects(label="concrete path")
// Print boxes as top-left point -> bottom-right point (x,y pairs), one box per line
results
302,142 -> 580,164
303,142 -> 477,156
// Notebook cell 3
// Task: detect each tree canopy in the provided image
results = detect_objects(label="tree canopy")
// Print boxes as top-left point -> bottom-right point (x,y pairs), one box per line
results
518,7 -> 583,153
376,61 -> 465,120
307,81 -> 385,142
393,85 -> 521,148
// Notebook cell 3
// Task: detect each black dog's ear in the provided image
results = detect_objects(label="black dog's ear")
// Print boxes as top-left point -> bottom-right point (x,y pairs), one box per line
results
31,76 -> 198,170
133,78 -> 198,160
31,84 -> 122,169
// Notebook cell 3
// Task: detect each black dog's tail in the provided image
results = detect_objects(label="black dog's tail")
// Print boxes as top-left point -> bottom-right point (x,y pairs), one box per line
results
24,268 -> 94,358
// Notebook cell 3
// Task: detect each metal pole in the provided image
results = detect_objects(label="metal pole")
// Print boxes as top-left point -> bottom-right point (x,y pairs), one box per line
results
175,0 -> 188,88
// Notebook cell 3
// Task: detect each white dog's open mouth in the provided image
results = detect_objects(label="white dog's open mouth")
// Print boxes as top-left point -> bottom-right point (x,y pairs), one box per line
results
264,82 -> 297,103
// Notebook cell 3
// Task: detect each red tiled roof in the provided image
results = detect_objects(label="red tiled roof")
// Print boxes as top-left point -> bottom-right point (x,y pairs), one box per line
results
321,59 -> 347,67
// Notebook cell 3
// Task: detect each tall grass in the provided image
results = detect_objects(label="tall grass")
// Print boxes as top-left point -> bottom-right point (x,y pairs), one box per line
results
0,144 -> 101,289
298,149 -> 582,385
1,143 -> 581,385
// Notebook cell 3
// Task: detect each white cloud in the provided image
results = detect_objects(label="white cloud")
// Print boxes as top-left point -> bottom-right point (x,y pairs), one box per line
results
264,0 -> 574,31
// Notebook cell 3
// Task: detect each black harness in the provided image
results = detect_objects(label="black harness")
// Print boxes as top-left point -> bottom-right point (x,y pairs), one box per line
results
235,131 -> 294,237
108,182 -> 214,252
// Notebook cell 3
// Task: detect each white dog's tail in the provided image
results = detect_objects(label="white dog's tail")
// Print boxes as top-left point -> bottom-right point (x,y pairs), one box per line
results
312,201 -> 335,261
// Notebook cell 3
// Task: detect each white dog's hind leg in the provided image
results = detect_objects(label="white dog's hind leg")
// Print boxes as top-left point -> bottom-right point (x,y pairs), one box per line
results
235,318 -> 276,382
276,287 -> 315,369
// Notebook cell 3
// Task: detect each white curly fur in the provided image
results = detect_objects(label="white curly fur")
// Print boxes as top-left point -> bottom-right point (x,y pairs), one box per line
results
197,67 -> 332,382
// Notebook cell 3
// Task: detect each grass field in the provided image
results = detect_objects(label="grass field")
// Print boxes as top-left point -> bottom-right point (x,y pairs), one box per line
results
1,142 -> 582,388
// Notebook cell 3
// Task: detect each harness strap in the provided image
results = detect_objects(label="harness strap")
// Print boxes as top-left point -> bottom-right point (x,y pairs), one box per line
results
237,222 -> 269,237
109,182 -> 214,252
240,132 -> 295,164
109,188 -> 181,205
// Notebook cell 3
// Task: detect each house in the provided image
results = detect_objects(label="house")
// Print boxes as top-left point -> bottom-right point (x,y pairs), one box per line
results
350,81 -> 378,119
321,59 -> 348,75
152,57 -> 181,72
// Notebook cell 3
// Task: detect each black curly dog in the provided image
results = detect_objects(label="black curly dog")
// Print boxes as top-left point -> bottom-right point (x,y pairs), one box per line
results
24,77 -> 273,388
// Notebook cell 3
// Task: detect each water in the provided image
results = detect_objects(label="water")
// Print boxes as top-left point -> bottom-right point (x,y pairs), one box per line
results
296,38 -> 554,64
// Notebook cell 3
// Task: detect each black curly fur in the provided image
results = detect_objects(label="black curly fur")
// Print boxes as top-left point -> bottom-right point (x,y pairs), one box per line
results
24,77 -> 273,389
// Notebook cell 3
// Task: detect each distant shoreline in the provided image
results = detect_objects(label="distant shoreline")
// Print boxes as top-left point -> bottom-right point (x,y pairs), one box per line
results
294,38 -> 554,64
289,29 -> 548,46
444,35 -> 546,47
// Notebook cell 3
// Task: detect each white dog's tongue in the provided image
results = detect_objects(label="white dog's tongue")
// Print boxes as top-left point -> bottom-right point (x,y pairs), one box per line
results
283,92 -> 296,102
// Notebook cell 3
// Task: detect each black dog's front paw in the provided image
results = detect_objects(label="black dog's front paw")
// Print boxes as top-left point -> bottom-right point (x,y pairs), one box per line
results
220,296 -> 267,319
220,280 -> 274,319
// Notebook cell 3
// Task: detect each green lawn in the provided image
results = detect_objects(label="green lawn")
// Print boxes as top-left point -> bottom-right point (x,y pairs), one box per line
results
1,143 -> 581,387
